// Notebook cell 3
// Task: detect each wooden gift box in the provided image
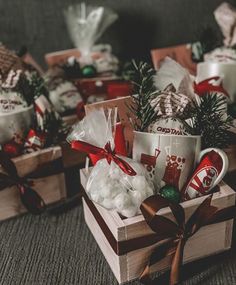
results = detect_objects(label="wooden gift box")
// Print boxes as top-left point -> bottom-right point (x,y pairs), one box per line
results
0,146 -> 66,221
44,48 -> 102,67
80,168 -> 236,284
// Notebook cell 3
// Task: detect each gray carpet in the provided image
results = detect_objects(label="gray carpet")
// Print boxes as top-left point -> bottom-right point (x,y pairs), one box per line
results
0,202 -> 236,285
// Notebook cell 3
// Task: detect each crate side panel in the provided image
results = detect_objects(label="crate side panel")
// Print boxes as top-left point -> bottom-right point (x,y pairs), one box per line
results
83,198 -> 126,284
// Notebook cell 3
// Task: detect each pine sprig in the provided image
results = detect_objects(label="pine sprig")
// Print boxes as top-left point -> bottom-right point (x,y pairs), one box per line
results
129,61 -> 159,131
28,72 -> 49,99
184,93 -> 233,148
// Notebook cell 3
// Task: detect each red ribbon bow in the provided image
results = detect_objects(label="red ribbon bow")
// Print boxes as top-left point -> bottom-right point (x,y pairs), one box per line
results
71,140 -> 136,176
0,151 -> 46,214
194,76 -> 229,97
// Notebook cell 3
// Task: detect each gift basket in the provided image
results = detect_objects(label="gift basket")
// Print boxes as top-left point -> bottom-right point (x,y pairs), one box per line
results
67,57 -> 236,284
44,3 -> 133,121
0,44 -> 68,220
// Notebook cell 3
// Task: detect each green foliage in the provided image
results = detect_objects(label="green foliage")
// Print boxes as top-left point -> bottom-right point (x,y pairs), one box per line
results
184,93 -> 233,148
128,61 -> 160,131
28,72 -> 49,99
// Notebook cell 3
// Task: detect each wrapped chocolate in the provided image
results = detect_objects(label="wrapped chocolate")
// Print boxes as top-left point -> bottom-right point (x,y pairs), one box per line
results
148,58 -> 195,135
67,108 -> 155,217
24,129 -> 46,153
154,57 -> 195,100
64,3 -> 119,72
148,85 -> 191,135
182,148 -> 228,200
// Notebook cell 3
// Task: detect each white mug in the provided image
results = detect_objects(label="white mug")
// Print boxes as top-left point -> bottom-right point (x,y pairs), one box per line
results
0,105 -> 33,144
132,131 -> 228,192
197,62 -> 236,102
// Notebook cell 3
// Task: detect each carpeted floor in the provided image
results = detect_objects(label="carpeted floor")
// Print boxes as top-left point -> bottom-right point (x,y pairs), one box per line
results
0,201 -> 236,285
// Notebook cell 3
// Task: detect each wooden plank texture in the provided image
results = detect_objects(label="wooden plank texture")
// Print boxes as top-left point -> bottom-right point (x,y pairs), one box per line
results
0,147 -> 66,221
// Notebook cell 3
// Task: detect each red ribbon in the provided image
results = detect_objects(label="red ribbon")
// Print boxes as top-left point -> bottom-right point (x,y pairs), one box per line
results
71,140 -> 136,176
194,76 -> 229,97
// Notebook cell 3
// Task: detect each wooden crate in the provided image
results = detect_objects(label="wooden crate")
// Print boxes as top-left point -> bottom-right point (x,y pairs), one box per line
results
0,146 -> 66,221
80,168 -> 236,284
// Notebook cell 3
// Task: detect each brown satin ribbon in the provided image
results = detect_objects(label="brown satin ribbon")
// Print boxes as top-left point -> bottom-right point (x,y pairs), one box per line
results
0,150 -> 64,214
82,188 -> 236,285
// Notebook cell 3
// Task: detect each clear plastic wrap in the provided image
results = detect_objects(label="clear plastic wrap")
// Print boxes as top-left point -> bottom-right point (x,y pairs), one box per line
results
67,108 -> 155,217
214,2 -> 236,47
87,158 -> 154,217
154,57 -> 195,100
64,3 -> 118,64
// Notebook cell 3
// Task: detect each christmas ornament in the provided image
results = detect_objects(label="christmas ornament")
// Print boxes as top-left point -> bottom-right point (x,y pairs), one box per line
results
81,65 -> 97,78
160,185 -> 180,203
2,141 -> 22,157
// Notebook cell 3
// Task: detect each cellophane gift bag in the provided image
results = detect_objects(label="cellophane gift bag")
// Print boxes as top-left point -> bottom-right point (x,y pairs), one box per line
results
67,108 -> 155,217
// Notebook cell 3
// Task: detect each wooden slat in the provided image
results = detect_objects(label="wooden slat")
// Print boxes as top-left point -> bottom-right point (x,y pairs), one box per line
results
0,147 -> 66,221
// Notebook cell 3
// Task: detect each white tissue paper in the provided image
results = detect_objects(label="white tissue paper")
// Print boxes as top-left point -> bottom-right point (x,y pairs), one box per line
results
67,108 -> 155,217
154,57 -> 196,101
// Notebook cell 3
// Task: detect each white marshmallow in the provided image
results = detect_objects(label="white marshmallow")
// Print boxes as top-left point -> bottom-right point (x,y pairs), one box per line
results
130,190 -> 146,207
132,176 -> 147,191
120,206 -> 138,218
109,167 -> 121,180
102,198 -> 114,210
100,185 -> 111,198
113,192 -> 132,211
90,192 -> 103,204
145,186 -> 154,197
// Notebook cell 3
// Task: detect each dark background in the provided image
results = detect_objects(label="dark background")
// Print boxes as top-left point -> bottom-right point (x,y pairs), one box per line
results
0,0 -> 236,67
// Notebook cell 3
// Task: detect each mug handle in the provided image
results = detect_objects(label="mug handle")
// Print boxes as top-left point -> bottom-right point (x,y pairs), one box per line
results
198,148 -> 229,189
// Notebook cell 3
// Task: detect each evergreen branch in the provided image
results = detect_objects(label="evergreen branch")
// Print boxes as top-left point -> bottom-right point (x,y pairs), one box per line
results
184,93 -> 233,148
128,61 -> 159,131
